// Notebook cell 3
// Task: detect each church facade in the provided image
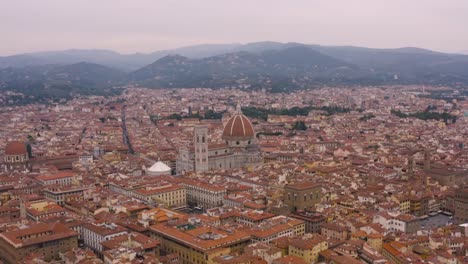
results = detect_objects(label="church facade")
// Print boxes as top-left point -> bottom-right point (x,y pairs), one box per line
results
176,106 -> 262,174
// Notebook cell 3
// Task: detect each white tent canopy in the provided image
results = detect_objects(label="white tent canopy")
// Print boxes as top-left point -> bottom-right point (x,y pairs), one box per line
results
147,160 -> 171,176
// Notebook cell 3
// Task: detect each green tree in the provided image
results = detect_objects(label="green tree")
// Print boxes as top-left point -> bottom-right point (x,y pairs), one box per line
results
292,121 -> 307,130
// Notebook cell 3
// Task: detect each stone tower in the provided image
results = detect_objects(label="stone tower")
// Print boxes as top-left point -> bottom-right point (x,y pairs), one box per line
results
407,155 -> 414,179
194,125 -> 209,172
424,149 -> 431,170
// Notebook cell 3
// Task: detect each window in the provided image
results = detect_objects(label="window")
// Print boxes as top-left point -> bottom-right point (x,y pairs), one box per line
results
236,141 -> 240,145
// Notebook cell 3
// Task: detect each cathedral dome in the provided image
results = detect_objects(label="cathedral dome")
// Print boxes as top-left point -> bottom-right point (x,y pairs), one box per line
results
5,141 -> 27,156
222,106 -> 255,141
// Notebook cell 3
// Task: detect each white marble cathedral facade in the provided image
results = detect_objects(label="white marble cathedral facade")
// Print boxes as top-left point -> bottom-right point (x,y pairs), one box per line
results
176,106 -> 262,174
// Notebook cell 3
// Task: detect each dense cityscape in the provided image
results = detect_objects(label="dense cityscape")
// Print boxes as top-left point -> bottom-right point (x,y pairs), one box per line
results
2,0 -> 468,263
0,85 -> 467,263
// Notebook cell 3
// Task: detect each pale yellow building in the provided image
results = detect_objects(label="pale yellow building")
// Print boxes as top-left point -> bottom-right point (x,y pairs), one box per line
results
392,194 -> 410,214
150,219 -> 251,264
249,215 -> 305,243
351,230 -> 383,253
132,183 -> 186,209
288,235 -> 328,263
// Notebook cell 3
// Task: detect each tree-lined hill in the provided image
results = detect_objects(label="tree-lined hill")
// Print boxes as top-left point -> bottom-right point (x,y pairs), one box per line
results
1,42 -> 468,103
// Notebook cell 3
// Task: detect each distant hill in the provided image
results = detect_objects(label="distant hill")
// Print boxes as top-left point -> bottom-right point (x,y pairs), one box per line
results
129,45 -> 468,91
0,62 -> 124,104
0,45 -> 244,72
0,50 -> 153,72
2,42 -> 468,72
2,42 -> 468,103
46,62 -> 125,86
129,46 -> 369,91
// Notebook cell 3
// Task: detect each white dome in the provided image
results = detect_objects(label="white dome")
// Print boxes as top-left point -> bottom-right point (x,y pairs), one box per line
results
147,160 -> 171,176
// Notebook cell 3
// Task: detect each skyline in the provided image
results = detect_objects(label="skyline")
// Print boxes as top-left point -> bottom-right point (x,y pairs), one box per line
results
1,1 -> 468,262
1,0 -> 468,56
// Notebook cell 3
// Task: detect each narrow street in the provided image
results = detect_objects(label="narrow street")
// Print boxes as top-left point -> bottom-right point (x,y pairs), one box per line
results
121,106 -> 135,154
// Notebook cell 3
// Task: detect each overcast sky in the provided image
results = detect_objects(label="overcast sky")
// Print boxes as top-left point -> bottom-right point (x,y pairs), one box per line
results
1,0 -> 467,55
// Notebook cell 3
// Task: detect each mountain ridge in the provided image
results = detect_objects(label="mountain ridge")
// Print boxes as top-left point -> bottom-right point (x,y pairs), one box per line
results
1,42 -> 468,103
2,42 -> 467,71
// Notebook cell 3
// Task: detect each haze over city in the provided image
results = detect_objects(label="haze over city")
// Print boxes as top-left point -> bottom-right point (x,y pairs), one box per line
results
1,0 -> 468,55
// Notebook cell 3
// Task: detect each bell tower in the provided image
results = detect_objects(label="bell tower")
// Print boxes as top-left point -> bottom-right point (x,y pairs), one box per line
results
194,125 -> 209,172
407,154 -> 414,180
424,148 -> 431,170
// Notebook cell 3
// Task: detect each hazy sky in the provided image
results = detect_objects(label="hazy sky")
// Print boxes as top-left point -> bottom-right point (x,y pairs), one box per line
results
1,0 -> 468,55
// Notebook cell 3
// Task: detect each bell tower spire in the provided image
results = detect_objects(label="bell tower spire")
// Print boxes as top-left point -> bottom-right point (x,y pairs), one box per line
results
235,102 -> 242,114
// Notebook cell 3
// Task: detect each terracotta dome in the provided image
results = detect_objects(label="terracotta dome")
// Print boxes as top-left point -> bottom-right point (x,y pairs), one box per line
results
222,107 -> 255,140
5,141 -> 28,156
